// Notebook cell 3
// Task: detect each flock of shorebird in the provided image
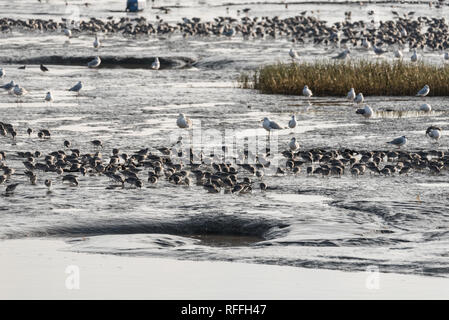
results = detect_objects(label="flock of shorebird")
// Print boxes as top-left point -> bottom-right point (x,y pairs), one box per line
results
1,8 -> 448,195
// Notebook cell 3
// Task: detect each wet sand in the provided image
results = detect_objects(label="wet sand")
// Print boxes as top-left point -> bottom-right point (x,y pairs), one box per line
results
1,239 -> 449,299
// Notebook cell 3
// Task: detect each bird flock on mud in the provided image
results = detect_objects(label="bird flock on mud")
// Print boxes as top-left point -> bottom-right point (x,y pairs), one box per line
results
1,5 -> 448,195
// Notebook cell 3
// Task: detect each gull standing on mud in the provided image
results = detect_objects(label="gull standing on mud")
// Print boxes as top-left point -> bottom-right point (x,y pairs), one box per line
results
177,113 -> 193,129
262,117 -> 284,136
69,81 -> 83,95
45,91 -> 53,103
289,48 -> 299,60
416,85 -> 430,97
93,34 -> 101,49
387,136 -> 407,149
289,137 -> 299,151
346,88 -> 356,101
288,115 -> 297,129
13,84 -> 27,102
88,56 -> 101,68
302,85 -> 313,98
151,57 -> 160,70
411,49 -> 418,62
426,126 -> 442,142
354,92 -> 364,104
356,105 -> 373,118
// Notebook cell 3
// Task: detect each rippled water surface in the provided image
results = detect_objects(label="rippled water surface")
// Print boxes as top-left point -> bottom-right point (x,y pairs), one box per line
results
1,0 -> 449,278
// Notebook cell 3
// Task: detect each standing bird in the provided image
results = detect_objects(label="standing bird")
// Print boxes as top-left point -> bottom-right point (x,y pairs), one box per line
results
27,128 -> 33,136
426,126 -> 442,142
0,67 -> 4,78
13,85 -> 28,102
40,64 -> 49,72
346,88 -> 356,101
64,140 -> 71,148
289,48 -> 300,60
44,91 -> 53,103
262,117 -> 284,136
288,137 -> 299,151
68,81 -> 83,95
1,80 -> 15,90
288,115 -> 297,129
63,28 -> 72,38
355,105 -> 373,119
332,48 -> 350,60
444,52 -> 449,61
354,92 -> 364,104
411,49 -> 418,62
151,57 -> 160,70
45,179 -> 52,190
87,56 -> 101,68
176,113 -> 193,129
416,85 -> 430,97
93,34 -> 101,49
302,85 -> 313,98
387,136 -> 407,149
394,49 -> 403,59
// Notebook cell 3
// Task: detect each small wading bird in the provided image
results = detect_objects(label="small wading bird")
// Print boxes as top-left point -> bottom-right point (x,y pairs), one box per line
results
387,136 -> 407,149
177,113 -> 193,129
40,64 -> 49,72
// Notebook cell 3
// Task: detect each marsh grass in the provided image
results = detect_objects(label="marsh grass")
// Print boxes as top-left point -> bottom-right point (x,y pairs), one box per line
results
238,60 -> 449,96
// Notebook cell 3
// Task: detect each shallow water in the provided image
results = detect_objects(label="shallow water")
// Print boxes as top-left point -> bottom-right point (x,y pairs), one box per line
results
1,0 -> 449,278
